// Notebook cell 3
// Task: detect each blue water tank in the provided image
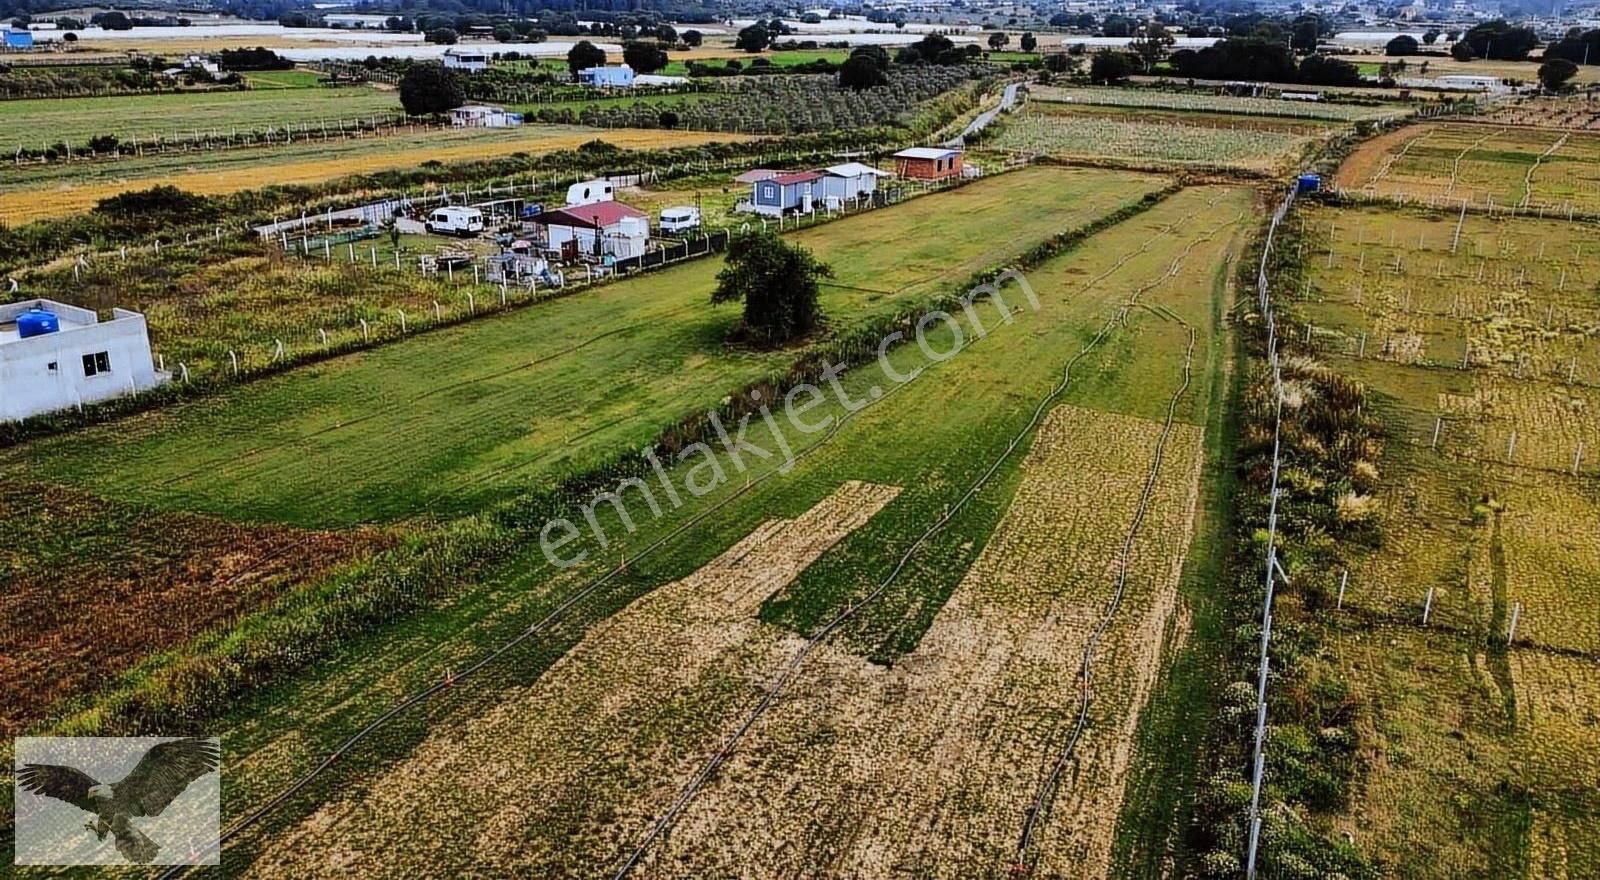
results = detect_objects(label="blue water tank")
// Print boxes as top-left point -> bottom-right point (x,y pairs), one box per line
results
16,307 -> 60,339
1297,173 -> 1322,194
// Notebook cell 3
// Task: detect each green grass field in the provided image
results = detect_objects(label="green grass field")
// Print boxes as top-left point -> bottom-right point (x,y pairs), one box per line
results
138,184 -> 1249,876
3,166 -> 1171,526
0,84 -> 403,153
240,69 -> 329,89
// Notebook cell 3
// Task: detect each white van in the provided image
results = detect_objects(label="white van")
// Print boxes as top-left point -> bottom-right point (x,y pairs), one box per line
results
425,206 -> 484,236
566,179 -> 615,207
659,206 -> 701,233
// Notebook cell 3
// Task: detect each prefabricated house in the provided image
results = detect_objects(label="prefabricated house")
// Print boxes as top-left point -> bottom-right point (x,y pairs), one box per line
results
2,27 -> 33,50
425,206 -> 485,236
0,299 -> 167,423
733,169 -> 781,185
658,206 -> 701,233
451,104 -> 523,128
443,47 -> 490,73
748,171 -> 822,217
577,64 -> 635,87
817,162 -> 889,206
894,147 -> 964,181
536,202 -> 650,261
1438,74 -> 1504,91
566,179 -> 615,207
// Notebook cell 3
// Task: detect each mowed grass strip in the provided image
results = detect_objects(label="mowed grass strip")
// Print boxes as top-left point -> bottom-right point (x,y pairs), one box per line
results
0,126 -> 759,223
6,166 -> 1171,526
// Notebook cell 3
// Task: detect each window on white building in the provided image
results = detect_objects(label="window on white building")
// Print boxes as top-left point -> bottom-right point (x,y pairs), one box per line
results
82,351 -> 110,376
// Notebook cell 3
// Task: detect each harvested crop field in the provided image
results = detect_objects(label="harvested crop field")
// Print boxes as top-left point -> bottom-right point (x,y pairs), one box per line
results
986,104 -> 1317,172
1331,122 -> 1600,214
245,481 -> 902,876
0,127 -> 757,222
0,480 -> 384,737
639,406 -> 1205,879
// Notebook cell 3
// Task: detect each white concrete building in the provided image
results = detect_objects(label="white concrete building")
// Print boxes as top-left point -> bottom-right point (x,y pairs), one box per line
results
0,299 -> 167,422
443,47 -> 489,72
450,104 -> 522,127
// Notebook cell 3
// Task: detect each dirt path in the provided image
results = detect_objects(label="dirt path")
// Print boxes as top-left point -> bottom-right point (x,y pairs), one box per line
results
637,404 -> 1206,879
245,480 -> 899,878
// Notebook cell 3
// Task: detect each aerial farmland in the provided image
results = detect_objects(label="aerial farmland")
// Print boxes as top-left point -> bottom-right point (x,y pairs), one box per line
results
3,7 -> 1599,880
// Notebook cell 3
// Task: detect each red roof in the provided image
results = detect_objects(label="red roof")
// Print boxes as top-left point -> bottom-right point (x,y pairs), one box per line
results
770,171 -> 822,186
536,202 -> 646,228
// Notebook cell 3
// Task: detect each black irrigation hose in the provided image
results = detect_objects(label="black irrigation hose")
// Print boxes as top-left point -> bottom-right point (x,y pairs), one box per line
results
1014,219 -> 1236,872
613,204 -> 1232,879
1014,326 -> 1197,871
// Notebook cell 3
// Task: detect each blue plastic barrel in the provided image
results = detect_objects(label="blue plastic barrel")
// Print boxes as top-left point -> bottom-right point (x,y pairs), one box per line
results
1296,174 -> 1322,194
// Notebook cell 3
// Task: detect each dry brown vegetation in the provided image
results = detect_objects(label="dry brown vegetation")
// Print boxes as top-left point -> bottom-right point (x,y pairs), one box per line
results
245,481 -> 901,877
0,480 -> 385,737
640,405 -> 1206,879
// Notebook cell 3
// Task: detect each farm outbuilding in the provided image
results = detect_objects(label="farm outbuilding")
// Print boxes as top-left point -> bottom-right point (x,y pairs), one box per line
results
894,147 -> 964,181
3,27 -> 33,49
747,171 -> 822,217
451,104 -> 522,128
536,202 -> 649,261
0,299 -> 167,422
578,64 -> 635,87
443,47 -> 489,73
818,163 -> 890,206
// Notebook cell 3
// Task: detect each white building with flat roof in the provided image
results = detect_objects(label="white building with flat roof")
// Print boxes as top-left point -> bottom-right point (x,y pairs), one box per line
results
0,299 -> 167,422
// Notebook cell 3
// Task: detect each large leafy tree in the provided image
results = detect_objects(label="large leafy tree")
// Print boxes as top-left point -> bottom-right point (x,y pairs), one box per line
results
1089,49 -> 1135,84
398,63 -> 464,116
712,232 -> 833,347
1539,58 -> 1579,91
736,23 -> 769,53
622,40 -> 668,74
566,40 -> 606,78
1130,22 -> 1175,71
1461,20 -> 1539,61
839,45 -> 889,90
1385,34 -> 1418,56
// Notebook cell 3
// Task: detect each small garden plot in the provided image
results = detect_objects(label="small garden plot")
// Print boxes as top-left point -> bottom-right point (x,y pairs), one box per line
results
1473,94 -> 1600,132
986,106 -> 1313,171
1320,626 -> 1600,878
1029,85 -> 1406,122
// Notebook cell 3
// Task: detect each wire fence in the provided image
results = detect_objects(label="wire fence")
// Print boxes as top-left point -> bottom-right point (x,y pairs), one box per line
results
1244,182 -> 1296,880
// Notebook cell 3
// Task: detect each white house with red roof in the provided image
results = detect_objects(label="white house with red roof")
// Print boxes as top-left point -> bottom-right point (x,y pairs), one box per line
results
534,201 -> 650,261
